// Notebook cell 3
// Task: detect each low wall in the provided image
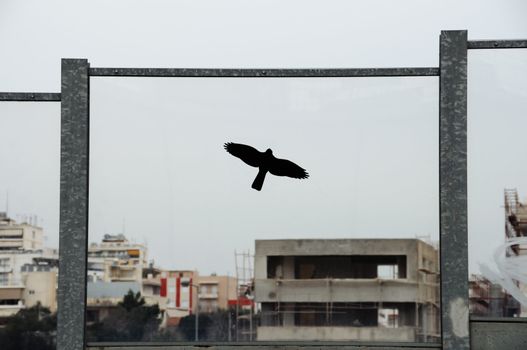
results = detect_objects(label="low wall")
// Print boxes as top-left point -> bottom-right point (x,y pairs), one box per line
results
257,326 -> 416,342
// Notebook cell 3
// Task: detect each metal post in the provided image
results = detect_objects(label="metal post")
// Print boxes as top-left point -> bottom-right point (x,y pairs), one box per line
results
57,59 -> 90,350
195,302 -> 198,341
249,297 -> 253,341
227,274 -> 232,342
195,284 -> 199,341
439,30 -> 470,350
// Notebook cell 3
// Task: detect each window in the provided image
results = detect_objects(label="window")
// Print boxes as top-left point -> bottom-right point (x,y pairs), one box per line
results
0,273 -> 8,285
88,75 -> 438,343
468,48 -> 527,319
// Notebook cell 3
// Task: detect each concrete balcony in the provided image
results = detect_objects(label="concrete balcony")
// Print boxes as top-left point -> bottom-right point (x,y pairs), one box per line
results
198,292 -> 219,299
143,294 -> 166,308
0,228 -> 23,237
0,303 -> 24,318
257,325 -> 416,342
142,278 -> 161,286
0,266 -> 12,273
0,234 -> 22,239
0,240 -> 22,249
0,284 -> 25,318
110,277 -> 138,282
255,278 -> 438,303
0,284 -> 24,296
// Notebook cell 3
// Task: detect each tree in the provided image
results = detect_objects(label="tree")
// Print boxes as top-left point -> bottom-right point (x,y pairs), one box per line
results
119,290 -> 145,311
87,290 -> 161,342
177,309 -> 232,341
0,302 -> 56,350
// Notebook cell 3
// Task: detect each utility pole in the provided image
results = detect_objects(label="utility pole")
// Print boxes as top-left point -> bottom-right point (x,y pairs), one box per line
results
181,280 -> 200,341
227,274 -> 232,342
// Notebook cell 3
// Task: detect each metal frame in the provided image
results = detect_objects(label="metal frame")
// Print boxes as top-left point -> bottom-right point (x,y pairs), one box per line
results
0,92 -> 61,101
1,31 -> 526,350
439,30 -> 469,350
57,59 -> 91,350
467,40 -> 527,49
89,67 -> 438,77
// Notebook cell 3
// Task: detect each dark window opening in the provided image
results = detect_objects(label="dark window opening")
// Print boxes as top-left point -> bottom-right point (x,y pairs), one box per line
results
267,256 -> 285,278
294,302 -> 378,327
284,255 -> 407,279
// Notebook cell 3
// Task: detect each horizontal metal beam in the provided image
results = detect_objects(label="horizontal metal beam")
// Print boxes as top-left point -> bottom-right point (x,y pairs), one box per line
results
0,92 -> 61,101
87,341 -> 440,349
89,67 -> 439,78
470,316 -> 527,323
468,40 -> 527,49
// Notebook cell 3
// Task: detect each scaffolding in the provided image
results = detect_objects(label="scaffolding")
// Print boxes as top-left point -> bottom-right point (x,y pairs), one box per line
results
469,273 -> 520,317
234,250 -> 255,341
504,188 -> 527,255
502,189 -> 525,315
505,188 -> 520,240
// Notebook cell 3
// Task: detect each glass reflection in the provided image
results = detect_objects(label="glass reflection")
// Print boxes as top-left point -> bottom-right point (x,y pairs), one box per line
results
468,49 -> 527,318
87,77 -> 439,342
0,102 -> 60,350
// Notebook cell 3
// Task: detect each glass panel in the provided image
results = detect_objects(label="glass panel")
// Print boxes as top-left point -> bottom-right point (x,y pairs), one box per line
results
468,49 -> 527,318
0,102 -> 60,348
88,77 -> 439,343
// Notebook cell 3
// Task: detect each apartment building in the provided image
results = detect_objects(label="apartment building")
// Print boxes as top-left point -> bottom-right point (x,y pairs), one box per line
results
197,274 -> 237,313
160,270 -> 199,327
0,212 -> 43,251
87,234 -> 165,323
254,239 -> 439,342
88,234 -> 147,283
0,213 -> 58,321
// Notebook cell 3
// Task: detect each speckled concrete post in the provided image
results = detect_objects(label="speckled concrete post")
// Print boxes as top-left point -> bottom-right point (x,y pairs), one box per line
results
57,59 -> 90,350
439,31 -> 470,350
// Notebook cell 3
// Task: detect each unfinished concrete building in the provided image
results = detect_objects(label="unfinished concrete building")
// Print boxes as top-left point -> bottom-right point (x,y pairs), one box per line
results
504,188 -> 527,316
254,239 -> 439,342
469,274 -> 520,317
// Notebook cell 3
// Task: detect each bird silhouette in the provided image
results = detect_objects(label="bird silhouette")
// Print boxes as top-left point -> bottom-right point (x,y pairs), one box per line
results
224,142 -> 309,191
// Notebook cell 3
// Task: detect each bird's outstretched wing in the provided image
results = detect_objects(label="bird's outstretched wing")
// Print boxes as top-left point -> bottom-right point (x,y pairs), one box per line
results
269,157 -> 309,179
224,142 -> 262,167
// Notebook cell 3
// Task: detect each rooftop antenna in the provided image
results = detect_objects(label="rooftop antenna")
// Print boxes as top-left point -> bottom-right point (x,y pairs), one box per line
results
5,191 -> 8,216
122,217 -> 126,234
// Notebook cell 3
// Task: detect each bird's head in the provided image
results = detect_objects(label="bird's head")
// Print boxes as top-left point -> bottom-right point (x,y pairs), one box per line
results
265,148 -> 273,155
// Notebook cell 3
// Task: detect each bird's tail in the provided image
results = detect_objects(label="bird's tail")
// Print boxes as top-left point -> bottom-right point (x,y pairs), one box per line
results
252,169 -> 267,191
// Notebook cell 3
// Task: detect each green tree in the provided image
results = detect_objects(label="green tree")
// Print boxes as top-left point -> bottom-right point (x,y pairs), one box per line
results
0,302 -> 56,350
177,309 -> 233,341
118,290 -> 145,311
87,290 -> 160,342
177,313 -> 211,341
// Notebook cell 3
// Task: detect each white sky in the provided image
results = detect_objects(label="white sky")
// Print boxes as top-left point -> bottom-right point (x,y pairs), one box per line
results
1,1 -> 527,275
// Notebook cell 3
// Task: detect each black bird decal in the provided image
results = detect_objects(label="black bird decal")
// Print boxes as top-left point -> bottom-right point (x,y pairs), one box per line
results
224,142 -> 309,191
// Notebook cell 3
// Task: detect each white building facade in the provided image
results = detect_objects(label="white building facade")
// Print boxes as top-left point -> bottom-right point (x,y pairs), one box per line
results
0,213 -> 58,320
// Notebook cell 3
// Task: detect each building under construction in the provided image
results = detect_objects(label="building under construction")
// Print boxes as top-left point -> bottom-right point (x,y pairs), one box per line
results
233,250 -> 256,341
254,239 -> 439,342
468,274 -> 519,317
504,188 -> 527,316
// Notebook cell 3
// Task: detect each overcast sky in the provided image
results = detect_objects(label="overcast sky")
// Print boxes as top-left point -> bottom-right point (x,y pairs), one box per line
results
1,1 -> 527,276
